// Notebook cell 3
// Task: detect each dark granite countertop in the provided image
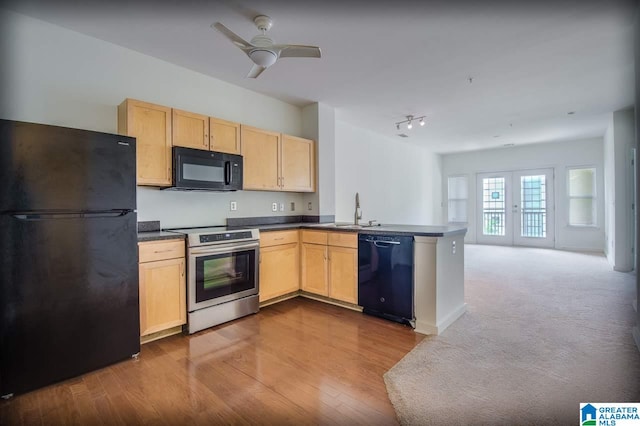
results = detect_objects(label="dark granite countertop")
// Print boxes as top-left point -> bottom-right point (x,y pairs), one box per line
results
251,222 -> 467,237
137,231 -> 185,243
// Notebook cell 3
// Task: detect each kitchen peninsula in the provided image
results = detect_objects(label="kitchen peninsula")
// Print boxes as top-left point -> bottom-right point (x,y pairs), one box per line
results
228,218 -> 468,336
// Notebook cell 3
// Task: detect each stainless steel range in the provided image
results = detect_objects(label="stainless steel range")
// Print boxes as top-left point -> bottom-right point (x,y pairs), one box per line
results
167,227 -> 260,334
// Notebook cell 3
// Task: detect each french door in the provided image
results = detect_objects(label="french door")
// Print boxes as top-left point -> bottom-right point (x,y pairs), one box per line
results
476,169 -> 554,247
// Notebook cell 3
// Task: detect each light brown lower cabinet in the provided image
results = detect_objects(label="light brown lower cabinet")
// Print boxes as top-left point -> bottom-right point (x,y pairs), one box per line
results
138,240 -> 186,336
327,245 -> 358,304
301,231 -> 357,304
259,230 -> 300,302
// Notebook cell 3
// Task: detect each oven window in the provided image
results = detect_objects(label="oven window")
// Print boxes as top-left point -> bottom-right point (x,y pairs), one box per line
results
195,249 -> 256,302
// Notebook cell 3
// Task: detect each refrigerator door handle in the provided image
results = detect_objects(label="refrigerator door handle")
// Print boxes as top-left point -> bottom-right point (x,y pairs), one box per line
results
12,210 -> 132,220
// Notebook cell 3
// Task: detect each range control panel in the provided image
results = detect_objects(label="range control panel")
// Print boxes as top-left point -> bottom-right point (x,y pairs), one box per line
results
199,231 -> 253,244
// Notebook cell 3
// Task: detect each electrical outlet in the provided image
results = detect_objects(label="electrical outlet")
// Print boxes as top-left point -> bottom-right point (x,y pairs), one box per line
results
290,202 -> 295,211
307,202 -> 312,211
279,203 -> 284,212
271,202 -> 278,212
230,201 -> 237,211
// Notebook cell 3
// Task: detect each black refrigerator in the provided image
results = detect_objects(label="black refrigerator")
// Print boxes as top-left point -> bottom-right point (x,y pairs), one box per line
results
0,119 -> 140,397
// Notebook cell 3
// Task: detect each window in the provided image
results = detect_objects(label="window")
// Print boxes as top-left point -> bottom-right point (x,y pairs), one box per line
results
568,167 -> 596,226
447,175 -> 468,223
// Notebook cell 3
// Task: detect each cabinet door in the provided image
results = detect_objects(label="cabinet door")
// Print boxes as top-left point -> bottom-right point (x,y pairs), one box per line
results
260,243 -> 300,302
139,257 -> 186,336
301,243 -> 328,296
172,109 -> 209,150
328,246 -> 358,304
210,118 -> 241,154
241,125 -> 281,190
281,135 -> 315,192
118,99 -> 172,186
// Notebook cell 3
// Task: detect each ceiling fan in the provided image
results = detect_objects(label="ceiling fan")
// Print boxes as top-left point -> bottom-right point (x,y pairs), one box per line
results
212,15 -> 322,79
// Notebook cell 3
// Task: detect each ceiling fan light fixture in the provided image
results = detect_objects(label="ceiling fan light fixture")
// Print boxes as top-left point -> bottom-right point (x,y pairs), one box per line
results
249,49 -> 278,67
407,121 -> 413,130
420,118 -> 425,126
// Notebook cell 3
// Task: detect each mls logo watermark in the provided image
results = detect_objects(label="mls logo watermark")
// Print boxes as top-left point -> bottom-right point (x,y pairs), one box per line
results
581,403 -> 640,425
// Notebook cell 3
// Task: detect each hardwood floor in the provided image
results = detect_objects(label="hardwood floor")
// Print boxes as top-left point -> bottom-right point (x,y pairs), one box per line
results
0,298 -> 424,425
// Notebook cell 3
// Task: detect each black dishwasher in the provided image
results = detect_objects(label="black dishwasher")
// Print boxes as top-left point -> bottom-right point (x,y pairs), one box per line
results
358,234 -> 414,326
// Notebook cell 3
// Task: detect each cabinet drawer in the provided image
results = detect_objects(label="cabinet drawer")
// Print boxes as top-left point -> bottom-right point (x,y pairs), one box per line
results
328,232 -> 357,249
301,230 -> 328,245
260,230 -> 299,247
139,240 -> 185,263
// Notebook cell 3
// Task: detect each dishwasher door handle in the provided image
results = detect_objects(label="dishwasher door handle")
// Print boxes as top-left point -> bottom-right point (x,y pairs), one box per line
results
373,240 -> 400,247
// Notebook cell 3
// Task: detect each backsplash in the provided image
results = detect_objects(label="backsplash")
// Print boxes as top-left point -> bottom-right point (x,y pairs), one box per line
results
136,186 -> 308,228
227,215 -> 335,227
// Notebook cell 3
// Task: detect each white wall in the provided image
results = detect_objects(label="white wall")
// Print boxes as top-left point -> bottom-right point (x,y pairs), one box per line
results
604,108 -> 636,271
302,102 -> 336,218
1,10 -> 306,228
441,138 -> 605,252
334,120 -> 442,225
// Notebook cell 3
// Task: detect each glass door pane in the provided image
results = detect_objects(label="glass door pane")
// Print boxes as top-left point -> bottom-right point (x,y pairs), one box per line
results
520,175 -> 547,238
513,169 -> 554,248
476,173 -> 512,245
482,177 -> 506,236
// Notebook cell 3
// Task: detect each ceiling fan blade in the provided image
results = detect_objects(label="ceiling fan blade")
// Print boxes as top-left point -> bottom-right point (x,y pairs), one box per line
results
212,22 -> 252,51
247,64 -> 267,78
275,45 -> 322,59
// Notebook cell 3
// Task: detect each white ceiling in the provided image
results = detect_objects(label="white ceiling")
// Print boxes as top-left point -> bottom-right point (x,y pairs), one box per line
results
3,0 -> 636,153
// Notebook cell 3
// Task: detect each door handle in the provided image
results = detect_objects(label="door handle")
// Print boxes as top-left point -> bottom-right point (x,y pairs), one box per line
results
225,161 -> 232,185
373,241 -> 400,247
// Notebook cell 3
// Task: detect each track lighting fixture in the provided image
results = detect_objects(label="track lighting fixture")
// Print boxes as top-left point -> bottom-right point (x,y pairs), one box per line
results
395,115 -> 426,131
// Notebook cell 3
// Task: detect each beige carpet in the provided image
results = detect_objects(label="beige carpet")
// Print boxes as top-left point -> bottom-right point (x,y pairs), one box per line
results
384,245 -> 640,425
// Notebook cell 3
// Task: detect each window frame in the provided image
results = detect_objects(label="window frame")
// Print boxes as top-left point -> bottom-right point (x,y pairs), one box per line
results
566,166 -> 597,228
447,174 -> 469,224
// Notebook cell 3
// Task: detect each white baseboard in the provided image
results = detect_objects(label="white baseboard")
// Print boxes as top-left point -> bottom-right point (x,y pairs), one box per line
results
633,327 -> 640,353
415,304 -> 467,336
437,303 -> 468,333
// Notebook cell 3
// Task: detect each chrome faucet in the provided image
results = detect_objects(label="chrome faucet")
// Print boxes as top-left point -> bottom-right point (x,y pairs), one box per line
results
354,192 -> 362,225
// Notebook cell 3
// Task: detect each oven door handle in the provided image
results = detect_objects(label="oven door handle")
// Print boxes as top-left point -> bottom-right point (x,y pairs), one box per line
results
189,241 -> 259,256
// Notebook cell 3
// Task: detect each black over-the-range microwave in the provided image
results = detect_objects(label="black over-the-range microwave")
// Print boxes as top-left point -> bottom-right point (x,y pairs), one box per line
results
165,147 -> 243,191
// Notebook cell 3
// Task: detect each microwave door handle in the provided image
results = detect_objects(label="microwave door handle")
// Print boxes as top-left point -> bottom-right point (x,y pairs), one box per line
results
225,161 -> 232,185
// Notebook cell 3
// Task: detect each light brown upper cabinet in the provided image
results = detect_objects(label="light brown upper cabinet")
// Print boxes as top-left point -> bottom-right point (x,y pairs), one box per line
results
118,99 -> 172,186
172,109 -> 209,150
210,118 -> 241,154
173,112 -> 241,154
241,125 -> 281,191
241,125 -> 315,192
281,135 -> 315,192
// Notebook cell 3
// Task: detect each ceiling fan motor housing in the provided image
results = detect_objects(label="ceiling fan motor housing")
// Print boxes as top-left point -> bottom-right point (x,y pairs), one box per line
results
253,15 -> 273,32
